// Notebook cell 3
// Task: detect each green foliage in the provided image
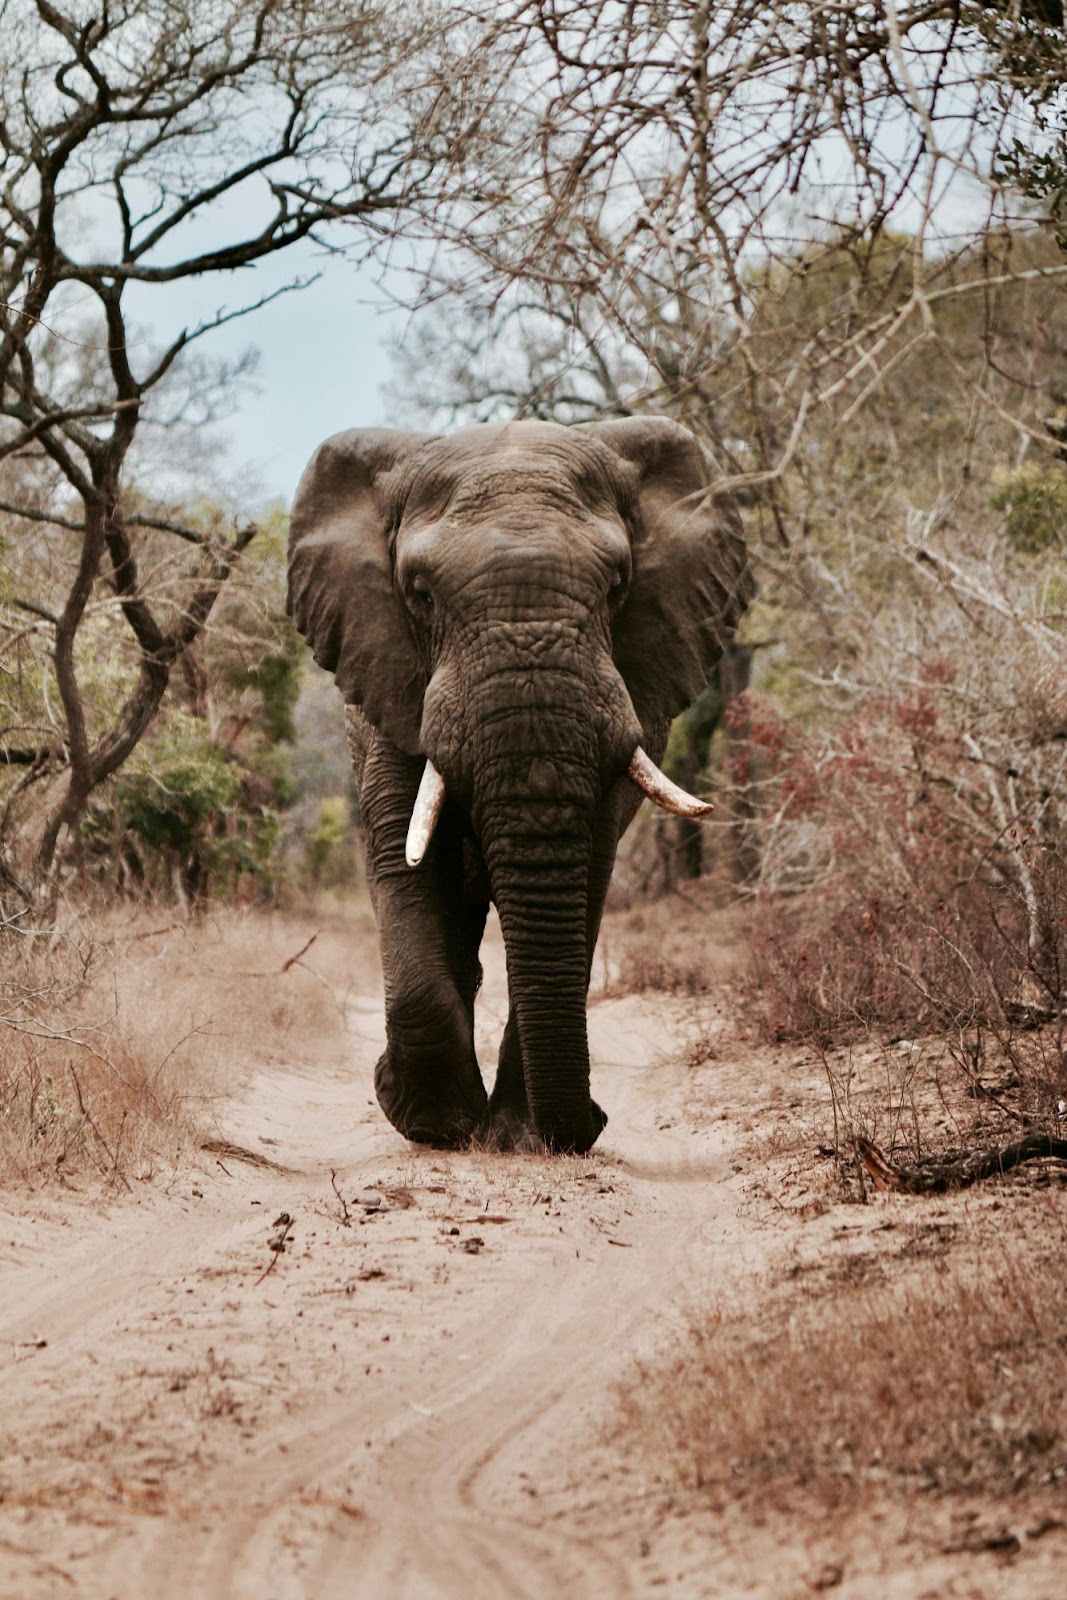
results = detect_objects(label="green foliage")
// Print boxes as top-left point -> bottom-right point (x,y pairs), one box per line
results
984,8 -> 1067,249
997,138 -> 1067,249
202,510 -> 303,746
71,503 -> 309,904
664,685 -> 723,783
990,463 -> 1067,552
118,713 -> 242,850
81,709 -> 285,899
308,795 -> 351,883
73,508 -> 306,904
224,622 -> 303,745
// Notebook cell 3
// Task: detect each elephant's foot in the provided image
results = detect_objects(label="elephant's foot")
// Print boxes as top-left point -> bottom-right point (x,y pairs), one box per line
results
536,1097 -> 608,1155
484,1105 -> 543,1153
374,1051 -> 489,1148
487,1090 -> 608,1154
488,1018 -> 607,1152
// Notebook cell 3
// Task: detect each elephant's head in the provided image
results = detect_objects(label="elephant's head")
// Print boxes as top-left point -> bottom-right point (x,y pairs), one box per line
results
287,418 -> 751,1149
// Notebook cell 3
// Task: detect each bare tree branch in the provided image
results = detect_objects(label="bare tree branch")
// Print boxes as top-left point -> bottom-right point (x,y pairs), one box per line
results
0,0 -> 446,899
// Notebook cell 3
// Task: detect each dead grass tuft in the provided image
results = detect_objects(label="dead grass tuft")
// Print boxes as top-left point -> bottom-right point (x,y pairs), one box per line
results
623,1200 -> 1067,1507
597,890 -> 750,998
612,951 -> 716,996
0,899 -> 379,1186
0,927 -> 195,1186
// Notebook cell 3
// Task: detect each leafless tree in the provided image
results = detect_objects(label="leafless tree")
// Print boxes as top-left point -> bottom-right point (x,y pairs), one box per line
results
0,0 -> 440,910
398,2 -> 1065,498
387,2 -> 1066,895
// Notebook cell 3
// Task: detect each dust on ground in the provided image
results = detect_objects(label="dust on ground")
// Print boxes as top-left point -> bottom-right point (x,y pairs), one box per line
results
0,896 -> 1064,1599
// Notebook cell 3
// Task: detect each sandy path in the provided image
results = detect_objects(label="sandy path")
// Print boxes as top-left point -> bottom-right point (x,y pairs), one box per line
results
4,917 -> 1066,1600
0,929 -> 756,1599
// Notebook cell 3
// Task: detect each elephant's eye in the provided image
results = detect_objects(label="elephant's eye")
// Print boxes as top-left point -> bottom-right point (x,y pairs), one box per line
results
409,575 -> 433,609
609,568 -> 629,602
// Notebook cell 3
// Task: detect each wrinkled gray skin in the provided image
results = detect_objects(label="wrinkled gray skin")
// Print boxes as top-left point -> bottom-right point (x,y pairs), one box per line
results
287,418 -> 752,1154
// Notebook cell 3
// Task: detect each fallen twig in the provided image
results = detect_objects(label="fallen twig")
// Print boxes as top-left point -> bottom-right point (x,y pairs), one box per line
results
330,1168 -> 351,1226
857,1134 -> 1067,1194
281,932 -> 319,972
200,1138 -> 289,1172
103,921 -> 190,945
255,1212 -> 295,1285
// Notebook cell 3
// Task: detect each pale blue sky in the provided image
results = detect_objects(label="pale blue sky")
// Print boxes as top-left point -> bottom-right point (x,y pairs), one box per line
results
223,263 -> 407,504
119,218 -> 413,509
155,253 -> 408,505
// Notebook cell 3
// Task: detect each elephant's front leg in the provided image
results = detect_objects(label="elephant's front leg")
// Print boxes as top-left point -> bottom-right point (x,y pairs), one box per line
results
359,735 -> 490,1147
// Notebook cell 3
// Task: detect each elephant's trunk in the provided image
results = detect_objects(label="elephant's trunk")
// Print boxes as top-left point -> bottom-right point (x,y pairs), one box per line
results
481,820 -> 600,1152
421,645 -> 640,1152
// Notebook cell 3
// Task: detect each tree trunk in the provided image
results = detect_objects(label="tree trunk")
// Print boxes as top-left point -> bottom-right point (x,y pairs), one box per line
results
0,515 -> 255,917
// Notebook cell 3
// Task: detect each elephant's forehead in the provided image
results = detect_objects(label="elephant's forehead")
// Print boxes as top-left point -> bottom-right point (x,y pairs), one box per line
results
403,427 -> 622,507
443,419 -> 582,456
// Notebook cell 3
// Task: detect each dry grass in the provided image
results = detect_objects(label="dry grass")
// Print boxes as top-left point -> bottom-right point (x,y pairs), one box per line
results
796,1027 -> 1067,1204
0,897 -> 379,1186
596,887 -> 750,998
623,1195 -> 1067,1508
601,881 -> 1065,1178
0,928 -> 188,1186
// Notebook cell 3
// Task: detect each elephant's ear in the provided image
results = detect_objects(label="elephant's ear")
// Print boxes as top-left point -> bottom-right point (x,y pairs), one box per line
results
580,417 -> 754,735
287,428 -> 437,755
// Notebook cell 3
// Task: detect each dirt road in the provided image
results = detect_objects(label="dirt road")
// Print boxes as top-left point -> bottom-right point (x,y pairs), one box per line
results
0,922 -> 756,1599
2,917 -> 1064,1599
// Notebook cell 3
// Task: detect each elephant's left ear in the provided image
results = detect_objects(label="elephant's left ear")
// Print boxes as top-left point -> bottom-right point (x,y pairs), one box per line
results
578,417 -> 754,734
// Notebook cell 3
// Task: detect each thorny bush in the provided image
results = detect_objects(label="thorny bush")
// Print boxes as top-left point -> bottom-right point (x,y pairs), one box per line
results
742,693 -> 1061,1022
737,655 -> 1067,1135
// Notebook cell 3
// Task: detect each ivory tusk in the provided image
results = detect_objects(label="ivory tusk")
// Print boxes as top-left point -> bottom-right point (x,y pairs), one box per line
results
628,746 -> 714,819
405,760 -> 447,867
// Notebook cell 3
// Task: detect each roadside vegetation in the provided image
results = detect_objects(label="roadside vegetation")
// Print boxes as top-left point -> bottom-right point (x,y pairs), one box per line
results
624,1197 -> 1067,1507
0,902 -> 376,1185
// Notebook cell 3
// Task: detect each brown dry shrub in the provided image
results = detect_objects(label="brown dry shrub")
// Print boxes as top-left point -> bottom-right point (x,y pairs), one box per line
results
0,929 -> 199,1184
0,901 -> 379,1185
598,890 -> 750,998
625,1202 -> 1067,1505
731,685 -> 1067,1140
611,950 -> 715,997
741,701 -> 1067,1041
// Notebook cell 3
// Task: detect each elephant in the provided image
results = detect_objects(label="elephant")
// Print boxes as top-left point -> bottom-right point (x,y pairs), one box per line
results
287,417 -> 752,1154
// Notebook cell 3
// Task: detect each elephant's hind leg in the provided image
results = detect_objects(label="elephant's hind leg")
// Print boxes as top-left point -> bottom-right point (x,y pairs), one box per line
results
487,1012 -> 533,1148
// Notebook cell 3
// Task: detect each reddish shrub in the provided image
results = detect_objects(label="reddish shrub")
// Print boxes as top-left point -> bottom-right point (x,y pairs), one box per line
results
735,691 -> 1067,1056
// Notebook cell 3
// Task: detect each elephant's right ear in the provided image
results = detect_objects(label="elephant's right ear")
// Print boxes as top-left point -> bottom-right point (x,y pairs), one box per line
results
287,429 -> 436,755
